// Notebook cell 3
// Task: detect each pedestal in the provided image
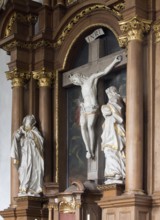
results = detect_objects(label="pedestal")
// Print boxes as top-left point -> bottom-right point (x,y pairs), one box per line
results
98,184 -> 151,220
0,196 -> 48,220
98,184 -> 125,197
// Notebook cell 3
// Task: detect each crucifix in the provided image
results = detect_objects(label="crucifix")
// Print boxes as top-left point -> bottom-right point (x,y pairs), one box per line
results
63,30 -> 127,183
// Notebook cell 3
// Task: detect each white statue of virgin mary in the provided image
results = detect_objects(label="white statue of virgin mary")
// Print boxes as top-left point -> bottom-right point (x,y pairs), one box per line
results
11,115 -> 44,196
101,86 -> 126,184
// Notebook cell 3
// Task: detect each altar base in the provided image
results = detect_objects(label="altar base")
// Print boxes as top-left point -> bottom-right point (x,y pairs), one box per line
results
98,184 -> 151,220
0,196 -> 48,220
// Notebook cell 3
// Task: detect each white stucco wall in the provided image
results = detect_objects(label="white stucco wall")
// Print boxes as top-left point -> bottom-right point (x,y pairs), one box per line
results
0,49 -> 11,219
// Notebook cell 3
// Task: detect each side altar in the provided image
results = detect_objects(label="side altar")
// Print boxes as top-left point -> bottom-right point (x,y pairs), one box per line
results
0,0 -> 158,220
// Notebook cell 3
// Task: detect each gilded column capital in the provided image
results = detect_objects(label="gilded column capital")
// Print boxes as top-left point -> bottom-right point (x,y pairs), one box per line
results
119,16 -> 152,45
153,20 -> 160,43
6,68 -> 31,88
32,68 -> 54,87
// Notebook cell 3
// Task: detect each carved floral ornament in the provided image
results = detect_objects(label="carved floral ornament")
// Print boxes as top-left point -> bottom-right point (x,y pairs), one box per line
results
59,196 -> 76,214
153,20 -> 160,43
118,16 -> 152,47
32,68 -> 55,87
6,68 -> 31,87
6,68 -> 55,88
54,3 -> 124,48
2,40 -> 53,53
48,195 -> 81,214
4,12 -> 38,37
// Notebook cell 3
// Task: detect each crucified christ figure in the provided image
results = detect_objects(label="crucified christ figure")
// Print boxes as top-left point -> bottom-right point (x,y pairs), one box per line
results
69,55 -> 122,159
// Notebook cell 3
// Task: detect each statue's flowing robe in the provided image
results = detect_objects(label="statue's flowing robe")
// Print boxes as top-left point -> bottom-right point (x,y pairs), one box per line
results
11,126 -> 44,195
101,100 -> 126,181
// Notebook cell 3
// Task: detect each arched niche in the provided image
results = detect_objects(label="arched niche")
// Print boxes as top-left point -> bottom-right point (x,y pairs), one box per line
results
55,23 -> 127,188
54,6 -> 122,71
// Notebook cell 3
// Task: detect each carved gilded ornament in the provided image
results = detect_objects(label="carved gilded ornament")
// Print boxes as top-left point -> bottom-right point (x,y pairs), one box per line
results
6,68 -> 31,87
97,183 -> 124,191
113,2 -> 125,12
59,197 -> 76,213
119,16 -> 152,46
54,4 -> 122,48
48,202 -> 58,211
118,35 -> 128,48
4,12 -> 38,37
111,2 -> 125,19
33,68 -> 55,87
33,40 -> 53,49
153,20 -> 160,43
2,40 -> 53,53
2,41 -> 32,52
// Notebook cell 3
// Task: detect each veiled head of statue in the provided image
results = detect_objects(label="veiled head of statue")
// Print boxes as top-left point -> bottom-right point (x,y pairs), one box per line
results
69,73 -> 88,85
23,115 -> 36,131
105,86 -> 120,102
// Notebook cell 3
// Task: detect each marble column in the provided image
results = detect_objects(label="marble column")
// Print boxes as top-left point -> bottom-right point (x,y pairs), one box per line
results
33,68 -> 54,183
119,17 -> 151,194
6,68 -> 30,206
153,20 -> 160,193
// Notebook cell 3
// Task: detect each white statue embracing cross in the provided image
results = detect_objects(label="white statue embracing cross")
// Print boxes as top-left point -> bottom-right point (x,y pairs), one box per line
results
11,115 -> 44,196
69,55 -> 122,159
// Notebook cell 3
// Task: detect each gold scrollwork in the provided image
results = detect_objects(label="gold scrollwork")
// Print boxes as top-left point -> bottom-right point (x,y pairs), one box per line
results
153,20 -> 160,43
4,12 -> 38,37
119,16 -> 152,43
59,197 -> 76,214
6,68 -> 31,87
2,40 -> 53,53
110,2 -> 125,19
33,40 -> 53,49
2,40 -> 32,52
32,68 -> 55,87
54,4 -> 111,48
113,2 -> 125,12
118,35 -> 128,48
97,183 -> 123,191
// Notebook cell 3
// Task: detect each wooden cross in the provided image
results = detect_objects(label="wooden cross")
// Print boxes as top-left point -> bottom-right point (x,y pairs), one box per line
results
63,38 -> 127,183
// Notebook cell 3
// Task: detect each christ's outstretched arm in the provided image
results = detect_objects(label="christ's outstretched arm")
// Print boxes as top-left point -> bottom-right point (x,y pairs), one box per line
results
90,55 -> 122,80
